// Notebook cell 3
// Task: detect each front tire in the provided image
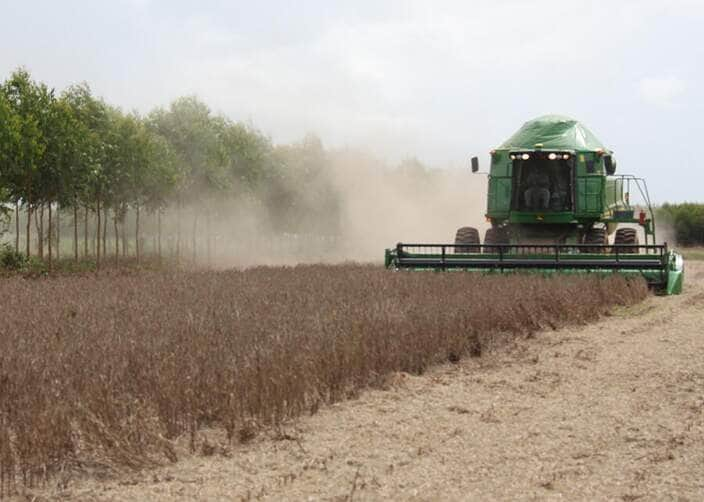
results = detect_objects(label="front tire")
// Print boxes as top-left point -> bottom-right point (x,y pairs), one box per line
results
483,227 -> 508,254
613,228 -> 639,254
454,226 -> 480,253
583,227 -> 608,253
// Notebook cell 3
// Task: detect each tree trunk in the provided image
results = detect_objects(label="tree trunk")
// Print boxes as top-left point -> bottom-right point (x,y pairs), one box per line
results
103,206 -> 108,258
135,205 -> 141,263
48,203 -> 53,270
96,198 -> 101,269
84,206 -> 89,258
114,210 -> 119,266
25,203 -> 31,257
74,204 -> 79,263
37,204 -> 44,260
56,205 -> 60,261
157,209 -> 162,261
15,201 -> 19,253
121,210 -> 127,258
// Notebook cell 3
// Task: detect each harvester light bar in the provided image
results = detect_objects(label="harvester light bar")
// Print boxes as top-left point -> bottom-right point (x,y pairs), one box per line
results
510,152 -> 568,161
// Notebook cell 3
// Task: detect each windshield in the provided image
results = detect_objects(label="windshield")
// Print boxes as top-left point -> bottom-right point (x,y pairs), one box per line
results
512,153 -> 573,212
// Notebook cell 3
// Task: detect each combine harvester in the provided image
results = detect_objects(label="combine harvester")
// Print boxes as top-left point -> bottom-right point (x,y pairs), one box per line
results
386,115 -> 684,294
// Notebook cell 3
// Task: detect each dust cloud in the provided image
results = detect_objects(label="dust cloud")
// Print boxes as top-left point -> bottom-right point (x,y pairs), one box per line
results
154,150 -> 489,268
328,150 -> 488,261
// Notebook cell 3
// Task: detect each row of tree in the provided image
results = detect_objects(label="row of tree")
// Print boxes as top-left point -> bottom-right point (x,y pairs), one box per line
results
0,68 -> 339,267
657,203 -> 704,246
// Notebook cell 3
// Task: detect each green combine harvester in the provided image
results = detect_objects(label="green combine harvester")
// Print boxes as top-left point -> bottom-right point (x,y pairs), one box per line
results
385,115 -> 684,294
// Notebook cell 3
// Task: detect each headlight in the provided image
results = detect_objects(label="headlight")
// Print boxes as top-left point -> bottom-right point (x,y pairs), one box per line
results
548,153 -> 557,160
521,153 -> 530,160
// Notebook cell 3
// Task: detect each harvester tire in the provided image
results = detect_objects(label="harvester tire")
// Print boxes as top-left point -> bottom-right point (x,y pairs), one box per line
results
454,226 -> 480,253
483,228 -> 508,254
583,228 -> 608,253
614,228 -> 639,254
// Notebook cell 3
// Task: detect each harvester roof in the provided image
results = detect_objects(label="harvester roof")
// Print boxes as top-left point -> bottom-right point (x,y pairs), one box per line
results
498,114 -> 609,152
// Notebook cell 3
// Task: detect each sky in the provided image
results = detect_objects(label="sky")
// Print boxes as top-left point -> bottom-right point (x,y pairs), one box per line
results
1,0 -> 703,202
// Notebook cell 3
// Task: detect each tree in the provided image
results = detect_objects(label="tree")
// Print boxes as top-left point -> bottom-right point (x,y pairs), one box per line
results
147,97 -> 228,260
2,70 -> 348,267
1,68 -> 53,257
658,203 -> 704,246
0,92 -> 21,243
60,84 -> 106,262
39,95 -> 87,267
136,129 -> 177,261
106,111 -> 176,262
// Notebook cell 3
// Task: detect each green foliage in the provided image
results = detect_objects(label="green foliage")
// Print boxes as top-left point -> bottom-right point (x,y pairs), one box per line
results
1,68 -> 51,207
220,120 -> 275,194
0,93 -> 21,188
0,67 -> 345,262
657,203 -> 704,246
60,83 -> 111,207
147,96 -> 226,199
0,242 -> 28,270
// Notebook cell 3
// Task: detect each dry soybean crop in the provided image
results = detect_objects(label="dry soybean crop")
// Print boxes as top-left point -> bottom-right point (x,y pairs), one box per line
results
0,266 -> 648,495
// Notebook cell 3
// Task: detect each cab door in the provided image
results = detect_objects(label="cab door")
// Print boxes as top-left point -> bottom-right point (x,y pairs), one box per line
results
486,152 -> 512,218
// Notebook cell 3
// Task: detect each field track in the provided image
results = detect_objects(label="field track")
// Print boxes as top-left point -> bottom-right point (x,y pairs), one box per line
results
44,263 -> 704,501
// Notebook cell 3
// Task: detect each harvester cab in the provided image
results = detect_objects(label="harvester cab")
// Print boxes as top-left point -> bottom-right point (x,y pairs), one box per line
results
385,115 -> 684,295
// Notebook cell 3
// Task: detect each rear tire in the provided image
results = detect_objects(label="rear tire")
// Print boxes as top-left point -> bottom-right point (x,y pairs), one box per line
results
483,227 -> 508,254
583,227 -> 608,253
454,226 -> 480,253
613,228 -> 639,254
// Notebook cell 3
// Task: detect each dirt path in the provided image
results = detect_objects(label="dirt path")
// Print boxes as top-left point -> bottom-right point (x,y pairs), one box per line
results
46,263 -> 704,501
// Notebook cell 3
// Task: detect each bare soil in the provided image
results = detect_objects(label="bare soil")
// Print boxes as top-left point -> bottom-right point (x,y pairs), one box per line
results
33,263 -> 704,501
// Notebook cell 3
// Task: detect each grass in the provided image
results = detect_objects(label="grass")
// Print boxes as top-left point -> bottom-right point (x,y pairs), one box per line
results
0,245 -> 178,277
0,265 -> 648,495
681,247 -> 704,261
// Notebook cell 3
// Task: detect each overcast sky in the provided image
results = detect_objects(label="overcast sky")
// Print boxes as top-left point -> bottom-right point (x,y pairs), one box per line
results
1,0 -> 702,202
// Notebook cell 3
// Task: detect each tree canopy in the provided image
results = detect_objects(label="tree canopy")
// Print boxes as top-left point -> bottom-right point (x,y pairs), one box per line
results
0,68 -> 347,259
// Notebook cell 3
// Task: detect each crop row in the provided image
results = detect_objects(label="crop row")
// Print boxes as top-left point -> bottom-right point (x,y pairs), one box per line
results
0,266 -> 648,495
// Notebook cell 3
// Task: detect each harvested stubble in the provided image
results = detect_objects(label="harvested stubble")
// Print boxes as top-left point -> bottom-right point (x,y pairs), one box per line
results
0,265 -> 647,494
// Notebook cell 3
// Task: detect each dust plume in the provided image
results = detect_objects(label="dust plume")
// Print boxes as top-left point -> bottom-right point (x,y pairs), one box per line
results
327,149 -> 488,261
152,149 -> 489,267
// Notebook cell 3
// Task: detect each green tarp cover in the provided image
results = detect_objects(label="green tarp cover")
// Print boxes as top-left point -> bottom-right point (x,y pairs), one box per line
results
499,114 -> 609,152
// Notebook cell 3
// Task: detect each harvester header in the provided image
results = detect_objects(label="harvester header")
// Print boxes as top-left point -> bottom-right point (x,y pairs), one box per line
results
386,115 -> 684,294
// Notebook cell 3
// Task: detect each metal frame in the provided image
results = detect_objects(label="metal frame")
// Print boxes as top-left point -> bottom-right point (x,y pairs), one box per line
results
605,174 -> 657,244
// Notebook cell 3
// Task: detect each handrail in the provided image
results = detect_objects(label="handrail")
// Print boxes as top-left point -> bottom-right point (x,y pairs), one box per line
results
612,174 -> 656,243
